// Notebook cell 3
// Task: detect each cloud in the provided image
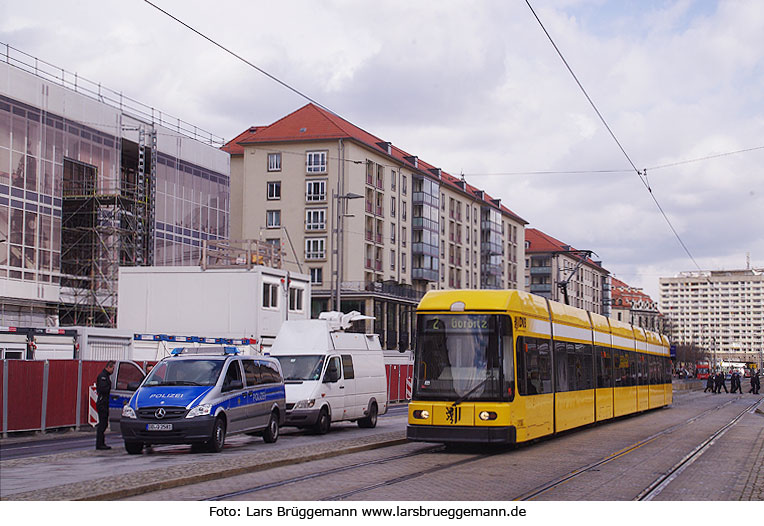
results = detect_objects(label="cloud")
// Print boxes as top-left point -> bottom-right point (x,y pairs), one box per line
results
1,0 -> 762,304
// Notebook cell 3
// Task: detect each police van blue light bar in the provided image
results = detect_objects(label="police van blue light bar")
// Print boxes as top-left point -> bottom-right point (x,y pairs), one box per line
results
170,347 -> 185,355
223,346 -> 241,354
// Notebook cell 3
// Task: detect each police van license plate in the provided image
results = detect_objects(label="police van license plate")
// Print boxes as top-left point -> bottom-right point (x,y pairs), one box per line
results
146,423 -> 173,431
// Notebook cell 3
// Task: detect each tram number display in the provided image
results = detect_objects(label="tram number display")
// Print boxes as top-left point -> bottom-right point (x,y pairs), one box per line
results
426,315 -> 491,333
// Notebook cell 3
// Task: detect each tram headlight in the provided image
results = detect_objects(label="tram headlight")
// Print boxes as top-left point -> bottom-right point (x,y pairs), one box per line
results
412,410 -> 430,420
478,411 -> 497,421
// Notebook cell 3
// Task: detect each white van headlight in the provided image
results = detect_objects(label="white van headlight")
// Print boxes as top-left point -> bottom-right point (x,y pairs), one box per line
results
186,403 -> 212,418
294,399 -> 316,409
122,405 -> 136,419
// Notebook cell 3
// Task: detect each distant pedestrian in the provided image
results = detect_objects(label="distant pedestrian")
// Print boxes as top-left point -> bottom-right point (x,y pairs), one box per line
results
714,372 -> 728,394
730,371 -> 739,393
704,375 -> 714,393
750,372 -> 761,395
95,361 -> 115,451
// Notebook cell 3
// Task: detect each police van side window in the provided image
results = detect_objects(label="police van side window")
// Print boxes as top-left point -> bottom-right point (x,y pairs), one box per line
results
243,360 -> 261,388
341,355 -> 354,379
259,361 -> 280,384
223,360 -> 243,391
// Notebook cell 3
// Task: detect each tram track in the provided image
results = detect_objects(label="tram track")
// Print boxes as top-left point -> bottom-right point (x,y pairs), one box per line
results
206,395 -> 750,502
636,397 -> 764,501
513,396 -> 760,501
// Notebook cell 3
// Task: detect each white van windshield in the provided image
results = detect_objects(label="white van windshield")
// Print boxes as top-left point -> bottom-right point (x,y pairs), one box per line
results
275,355 -> 325,382
144,359 -> 225,386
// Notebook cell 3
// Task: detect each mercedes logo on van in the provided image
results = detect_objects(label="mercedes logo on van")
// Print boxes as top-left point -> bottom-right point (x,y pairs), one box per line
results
155,408 -> 166,419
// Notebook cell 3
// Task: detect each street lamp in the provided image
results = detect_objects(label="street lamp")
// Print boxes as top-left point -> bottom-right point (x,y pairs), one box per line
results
333,191 -> 363,312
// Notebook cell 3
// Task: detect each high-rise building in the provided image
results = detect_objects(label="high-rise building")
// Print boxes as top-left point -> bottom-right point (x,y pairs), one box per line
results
225,103 -> 527,350
0,44 -> 229,327
524,228 -> 610,315
660,269 -> 764,367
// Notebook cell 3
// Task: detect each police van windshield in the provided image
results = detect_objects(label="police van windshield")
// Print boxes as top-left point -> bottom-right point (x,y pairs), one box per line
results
275,355 -> 325,382
144,359 -> 225,387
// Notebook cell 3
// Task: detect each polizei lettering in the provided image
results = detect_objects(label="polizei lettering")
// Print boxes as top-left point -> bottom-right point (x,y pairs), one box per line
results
149,393 -> 184,398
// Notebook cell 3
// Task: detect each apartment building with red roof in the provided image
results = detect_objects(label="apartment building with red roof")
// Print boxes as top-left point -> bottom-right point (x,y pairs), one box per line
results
524,228 -> 610,315
610,277 -> 665,332
224,103 -> 527,349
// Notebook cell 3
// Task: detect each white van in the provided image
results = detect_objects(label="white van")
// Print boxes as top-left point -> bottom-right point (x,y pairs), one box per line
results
269,312 -> 388,434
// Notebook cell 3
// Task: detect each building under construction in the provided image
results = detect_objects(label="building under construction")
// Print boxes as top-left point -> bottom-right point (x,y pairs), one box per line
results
0,43 -> 230,327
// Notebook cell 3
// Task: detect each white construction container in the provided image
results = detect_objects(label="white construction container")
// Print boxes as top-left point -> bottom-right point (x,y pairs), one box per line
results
117,266 -> 310,351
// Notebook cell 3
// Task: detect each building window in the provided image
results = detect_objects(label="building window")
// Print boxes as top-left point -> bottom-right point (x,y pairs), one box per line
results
305,238 -> 326,260
267,181 -> 281,200
402,200 -> 406,220
391,197 -> 396,217
402,174 -> 407,195
306,180 -> 326,202
268,153 -> 281,172
310,267 -> 323,285
391,249 -> 396,270
391,223 -> 396,244
289,287 -> 304,311
402,227 -> 407,247
266,210 -> 281,228
402,252 -> 406,272
306,151 -> 327,173
263,283 -> 279,308
391,170 -> 397,191
305,209 -> 326,231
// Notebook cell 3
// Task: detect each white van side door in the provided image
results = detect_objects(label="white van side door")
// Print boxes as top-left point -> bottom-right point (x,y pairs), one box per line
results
322,355 -> 346,422
340,354 -> 360,419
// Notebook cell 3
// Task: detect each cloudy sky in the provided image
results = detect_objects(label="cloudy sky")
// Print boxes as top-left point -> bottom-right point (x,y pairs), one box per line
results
1,0 -> 762,300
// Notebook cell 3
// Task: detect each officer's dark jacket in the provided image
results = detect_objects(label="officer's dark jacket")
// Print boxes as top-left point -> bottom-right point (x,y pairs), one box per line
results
96,368 -> 112,408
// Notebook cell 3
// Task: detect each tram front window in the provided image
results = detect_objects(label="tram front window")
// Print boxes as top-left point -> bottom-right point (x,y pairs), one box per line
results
413,314 -> 513,401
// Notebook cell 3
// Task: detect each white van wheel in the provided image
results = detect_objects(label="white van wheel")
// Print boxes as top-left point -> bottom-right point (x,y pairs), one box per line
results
358,402 -> 378,428
313,407 -> 331,435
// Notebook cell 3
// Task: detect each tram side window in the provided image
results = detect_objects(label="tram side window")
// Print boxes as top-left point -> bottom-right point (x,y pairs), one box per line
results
516,337 -> 551,395
555,340 -> 569,392
564,342 -> 594,391
614,350 -> 629,387
665,357 -> 672,384
596,346 -> 613,388
628,351 -> 638,386
637,354 -> 648,386
502,316 -> 515,400
537,339 -> 552,393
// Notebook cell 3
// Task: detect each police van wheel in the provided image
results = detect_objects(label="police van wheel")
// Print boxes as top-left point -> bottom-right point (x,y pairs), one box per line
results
358,402 -> 378,428
124,441 -> 144,455
313,407 -> 330,435
208,417 -> 226,452
263,412 -> 280,443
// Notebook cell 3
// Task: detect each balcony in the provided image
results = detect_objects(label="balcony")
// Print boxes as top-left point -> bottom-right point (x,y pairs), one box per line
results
530,283 -> 552,293
530,266 -> 552,275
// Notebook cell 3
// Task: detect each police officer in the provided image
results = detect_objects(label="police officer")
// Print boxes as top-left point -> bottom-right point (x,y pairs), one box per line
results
95,361 -> 115,450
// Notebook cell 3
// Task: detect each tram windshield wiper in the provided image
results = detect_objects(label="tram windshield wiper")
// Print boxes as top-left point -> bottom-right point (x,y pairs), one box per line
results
452,375 -> 492,407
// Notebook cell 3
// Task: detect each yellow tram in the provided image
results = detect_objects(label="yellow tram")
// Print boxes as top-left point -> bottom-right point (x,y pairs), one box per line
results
407,290 -> 672,444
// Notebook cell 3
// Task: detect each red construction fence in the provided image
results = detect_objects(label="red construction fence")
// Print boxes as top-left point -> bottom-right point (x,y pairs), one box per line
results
1,357 -> 414,436
0,359 -> 154,436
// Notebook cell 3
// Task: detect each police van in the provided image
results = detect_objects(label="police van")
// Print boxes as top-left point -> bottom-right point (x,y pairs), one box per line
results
120,347 -> 286,454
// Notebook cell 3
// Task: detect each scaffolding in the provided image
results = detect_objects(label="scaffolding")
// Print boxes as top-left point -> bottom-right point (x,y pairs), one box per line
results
58,128 -> 156,327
